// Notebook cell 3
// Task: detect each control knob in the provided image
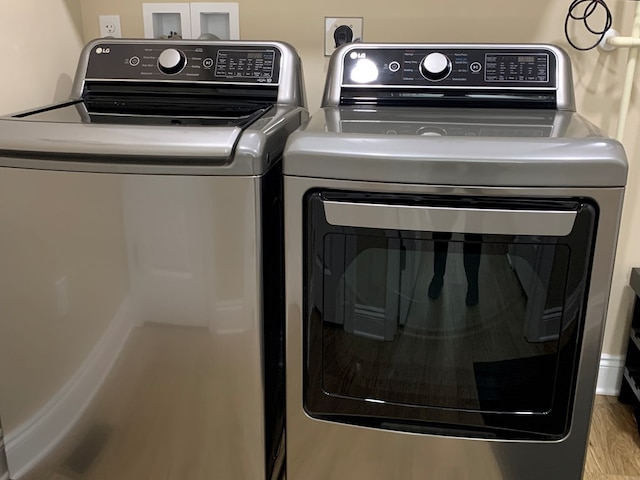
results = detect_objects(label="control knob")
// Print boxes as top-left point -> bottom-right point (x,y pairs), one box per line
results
158,48 -> 186,75
420,52 -> 451,81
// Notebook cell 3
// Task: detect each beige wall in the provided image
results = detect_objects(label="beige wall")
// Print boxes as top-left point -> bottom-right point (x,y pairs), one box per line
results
82,0 -> 639,356
0,0 -> 84,114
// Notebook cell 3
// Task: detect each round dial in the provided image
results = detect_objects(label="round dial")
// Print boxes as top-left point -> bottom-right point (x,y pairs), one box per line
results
158,48 -> 186,75
420,52 -> 452,81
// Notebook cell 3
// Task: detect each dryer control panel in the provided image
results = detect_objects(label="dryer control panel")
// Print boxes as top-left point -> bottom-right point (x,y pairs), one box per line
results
341,47 -> 556,88
327,43 -> 573,110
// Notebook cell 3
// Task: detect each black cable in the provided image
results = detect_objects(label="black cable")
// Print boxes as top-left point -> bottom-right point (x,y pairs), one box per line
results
565,0 -> 613,51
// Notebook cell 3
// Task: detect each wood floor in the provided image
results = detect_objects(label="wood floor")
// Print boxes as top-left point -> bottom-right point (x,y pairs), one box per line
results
585,395 -> 640,479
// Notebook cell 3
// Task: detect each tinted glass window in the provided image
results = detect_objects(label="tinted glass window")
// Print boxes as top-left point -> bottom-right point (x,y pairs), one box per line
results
304,191 -> 597,440
321,234 -> 569,414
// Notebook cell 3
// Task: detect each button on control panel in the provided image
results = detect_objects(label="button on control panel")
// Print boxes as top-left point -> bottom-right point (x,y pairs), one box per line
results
157,48 -> 186,75
86,43 -> 281,84
419,52 -> 452,81
341,47 -> 556,88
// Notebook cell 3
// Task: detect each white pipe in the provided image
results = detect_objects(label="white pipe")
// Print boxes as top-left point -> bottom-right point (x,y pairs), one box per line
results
616,1 -> 640,141
607,36 -> 640,48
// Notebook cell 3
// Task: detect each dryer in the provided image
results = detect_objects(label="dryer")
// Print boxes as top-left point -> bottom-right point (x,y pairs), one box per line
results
283,43 -> 627,480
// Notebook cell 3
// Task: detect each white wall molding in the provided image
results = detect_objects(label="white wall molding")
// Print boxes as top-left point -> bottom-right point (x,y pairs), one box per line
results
596,353 -> 625,396
4,297 -> 133,479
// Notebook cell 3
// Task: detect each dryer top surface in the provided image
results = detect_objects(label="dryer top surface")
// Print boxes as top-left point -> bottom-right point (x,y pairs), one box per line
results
283,107 -> 627,188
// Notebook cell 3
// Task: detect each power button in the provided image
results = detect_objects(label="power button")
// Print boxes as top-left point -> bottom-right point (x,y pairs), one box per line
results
388,61 -> 401,72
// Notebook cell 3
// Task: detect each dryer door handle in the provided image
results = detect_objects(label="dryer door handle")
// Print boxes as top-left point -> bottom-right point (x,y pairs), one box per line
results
322,201 -> 577,236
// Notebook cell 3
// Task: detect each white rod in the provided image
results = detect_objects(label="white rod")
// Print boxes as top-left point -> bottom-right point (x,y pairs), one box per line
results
607,36 -> 640,47
616,1 -> 640,141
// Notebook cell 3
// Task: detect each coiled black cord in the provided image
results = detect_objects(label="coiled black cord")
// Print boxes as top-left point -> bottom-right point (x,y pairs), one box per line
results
565,0 -> 613,50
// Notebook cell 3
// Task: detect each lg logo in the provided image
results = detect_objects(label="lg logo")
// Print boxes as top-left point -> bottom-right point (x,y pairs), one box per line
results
349,51 -> 366,59
95,47 -> 111,54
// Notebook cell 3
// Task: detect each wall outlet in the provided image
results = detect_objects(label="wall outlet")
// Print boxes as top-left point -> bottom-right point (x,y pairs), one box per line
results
325,17 -> 363,56
99,15 -> 122,38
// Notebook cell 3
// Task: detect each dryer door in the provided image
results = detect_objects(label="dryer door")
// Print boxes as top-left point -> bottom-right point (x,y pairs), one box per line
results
303,190 -> 598,440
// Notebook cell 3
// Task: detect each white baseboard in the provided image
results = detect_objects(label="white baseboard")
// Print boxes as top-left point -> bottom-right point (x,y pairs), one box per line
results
4,297 -> 133,479
596,353 -> 625,396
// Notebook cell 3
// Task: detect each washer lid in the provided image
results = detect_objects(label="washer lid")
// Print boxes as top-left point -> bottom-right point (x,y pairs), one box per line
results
283,107 -> 628,188
0,103 -> 244,163
0,103 -> 307,175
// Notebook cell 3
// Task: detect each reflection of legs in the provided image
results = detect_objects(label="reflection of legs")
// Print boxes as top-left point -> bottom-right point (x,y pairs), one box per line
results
463,235 -> 482,306
428,237 -> 449,300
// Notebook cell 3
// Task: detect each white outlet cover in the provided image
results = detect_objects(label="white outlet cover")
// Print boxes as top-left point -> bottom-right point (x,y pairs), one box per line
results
143,3 -> 192,39
325,17 -> 363,56
190,2 -> 240,40
99,15 -> 122,38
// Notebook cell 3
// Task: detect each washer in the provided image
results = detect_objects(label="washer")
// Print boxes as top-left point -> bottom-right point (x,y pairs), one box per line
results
0,39 -> 306,480
283,43 -> 627,480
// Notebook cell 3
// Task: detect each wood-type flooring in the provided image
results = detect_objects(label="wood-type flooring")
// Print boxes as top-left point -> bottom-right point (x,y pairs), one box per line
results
584,395 -> 640,480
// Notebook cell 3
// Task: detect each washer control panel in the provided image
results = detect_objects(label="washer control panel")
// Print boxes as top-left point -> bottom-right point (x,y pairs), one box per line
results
85,43 -> 281,84
341,47 -> 556,88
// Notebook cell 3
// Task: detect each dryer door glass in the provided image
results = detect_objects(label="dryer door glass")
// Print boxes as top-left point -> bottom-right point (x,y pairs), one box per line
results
303,191 -> 598,440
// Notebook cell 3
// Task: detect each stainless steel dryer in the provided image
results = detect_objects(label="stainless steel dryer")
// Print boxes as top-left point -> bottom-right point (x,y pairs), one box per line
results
0,39 -> 306,480
283,43 -> 627,480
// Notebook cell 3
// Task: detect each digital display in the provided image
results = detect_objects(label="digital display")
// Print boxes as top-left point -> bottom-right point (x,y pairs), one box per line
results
215,49 -> 276,80
485,53 -> 549,83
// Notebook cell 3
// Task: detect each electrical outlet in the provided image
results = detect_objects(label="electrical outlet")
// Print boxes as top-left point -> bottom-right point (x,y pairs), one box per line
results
99,15 -> 122,38
325,17 -> 363,56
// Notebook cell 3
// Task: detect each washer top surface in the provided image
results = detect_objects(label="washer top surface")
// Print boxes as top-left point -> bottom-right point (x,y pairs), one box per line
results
0,39 -> 307,175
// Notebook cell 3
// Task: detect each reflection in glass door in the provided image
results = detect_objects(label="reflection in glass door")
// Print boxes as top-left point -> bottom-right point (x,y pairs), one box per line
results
305,191 -> 597,440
